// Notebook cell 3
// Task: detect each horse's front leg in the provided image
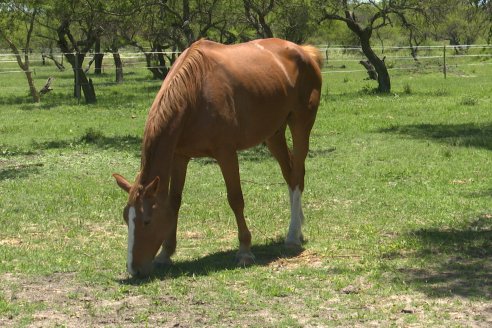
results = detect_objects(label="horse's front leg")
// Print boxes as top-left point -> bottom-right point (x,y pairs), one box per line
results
154,155 -> 190,267
217,150 -> 255,266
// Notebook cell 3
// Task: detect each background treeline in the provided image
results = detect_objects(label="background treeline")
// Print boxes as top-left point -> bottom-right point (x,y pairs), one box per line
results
0,0 -> 491,101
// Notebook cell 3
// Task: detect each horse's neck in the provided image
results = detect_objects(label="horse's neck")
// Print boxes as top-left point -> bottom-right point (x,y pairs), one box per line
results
140,118 -> 182,198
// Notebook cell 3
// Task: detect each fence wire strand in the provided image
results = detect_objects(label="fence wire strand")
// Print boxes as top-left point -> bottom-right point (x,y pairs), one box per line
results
0,44 -> 491,91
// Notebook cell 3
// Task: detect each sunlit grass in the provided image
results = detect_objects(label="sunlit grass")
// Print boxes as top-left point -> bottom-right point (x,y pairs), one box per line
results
0,57 -> 491,326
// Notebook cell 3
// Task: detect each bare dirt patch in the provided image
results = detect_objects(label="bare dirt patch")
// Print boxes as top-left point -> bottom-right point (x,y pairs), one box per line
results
0,273 -> 155,327
268,249 -> 324,271
0,238 -> 23,247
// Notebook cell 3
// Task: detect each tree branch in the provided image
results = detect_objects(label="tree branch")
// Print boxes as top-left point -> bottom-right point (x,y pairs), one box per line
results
24,8 -> 38,63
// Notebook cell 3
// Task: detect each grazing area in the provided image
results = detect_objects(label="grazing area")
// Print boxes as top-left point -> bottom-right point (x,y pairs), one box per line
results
0,59 -> 491,326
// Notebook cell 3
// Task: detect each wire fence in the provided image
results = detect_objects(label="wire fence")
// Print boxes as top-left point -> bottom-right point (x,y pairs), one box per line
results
318,44 -> 492,77
0,44 -> 491,100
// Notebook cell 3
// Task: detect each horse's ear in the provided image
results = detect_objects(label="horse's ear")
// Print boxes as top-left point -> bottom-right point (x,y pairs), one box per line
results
113,173 -> 132,193
144,176 -> 160,198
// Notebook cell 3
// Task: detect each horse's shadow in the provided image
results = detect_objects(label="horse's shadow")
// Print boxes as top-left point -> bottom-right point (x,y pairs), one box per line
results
119,237 -> 303,285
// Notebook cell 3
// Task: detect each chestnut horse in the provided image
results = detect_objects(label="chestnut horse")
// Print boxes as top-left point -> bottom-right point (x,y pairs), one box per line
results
113,38 -> 322,277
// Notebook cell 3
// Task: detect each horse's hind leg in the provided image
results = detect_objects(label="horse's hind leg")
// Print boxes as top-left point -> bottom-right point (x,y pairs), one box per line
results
265,125 -> 292,184
285,110 -> 317,247
216,150 -> 255,266
266,125 -> 306,247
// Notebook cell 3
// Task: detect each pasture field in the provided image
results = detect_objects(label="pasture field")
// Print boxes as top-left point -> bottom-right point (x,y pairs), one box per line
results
0,57 -> 491,327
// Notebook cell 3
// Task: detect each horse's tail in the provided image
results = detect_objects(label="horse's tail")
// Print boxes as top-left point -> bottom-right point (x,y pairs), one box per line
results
300,45 -> 323,70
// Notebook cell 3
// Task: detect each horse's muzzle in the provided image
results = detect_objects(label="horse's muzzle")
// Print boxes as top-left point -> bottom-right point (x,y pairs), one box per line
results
127,262 -> 152,278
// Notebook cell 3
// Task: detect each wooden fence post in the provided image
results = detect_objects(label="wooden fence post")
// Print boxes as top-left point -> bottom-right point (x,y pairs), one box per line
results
443,45 -> 447,79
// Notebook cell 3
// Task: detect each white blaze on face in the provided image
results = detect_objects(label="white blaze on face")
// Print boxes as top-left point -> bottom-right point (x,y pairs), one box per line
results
127,206 -> 137,275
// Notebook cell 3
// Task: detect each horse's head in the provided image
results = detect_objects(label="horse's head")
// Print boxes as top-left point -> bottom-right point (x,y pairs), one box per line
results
113,173 -> 163,277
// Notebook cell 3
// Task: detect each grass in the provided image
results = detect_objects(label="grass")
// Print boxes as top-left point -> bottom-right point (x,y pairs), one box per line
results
0,56 -> 491,326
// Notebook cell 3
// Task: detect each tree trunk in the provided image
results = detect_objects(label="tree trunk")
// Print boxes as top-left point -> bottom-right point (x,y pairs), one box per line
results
25,70 -> 40,103
144,49 -> 168,80
410,46 -> 419,62
94,39 -> 103,75
359,60 -> 377,80
45,53 -> 65,70
408,31 -> 420,63
1,31 -> 40,103
113,52 -> 123,83
333,11 -> 391,93
144,52 -> 166,80
81,75 -> 96,104
358,30 -> 391,93
155,45 -> 166,71
71,53 -> 96,103
57,20 -> 98,103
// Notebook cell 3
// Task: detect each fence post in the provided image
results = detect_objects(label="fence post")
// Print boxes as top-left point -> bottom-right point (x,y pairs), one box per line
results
325,44 -> 329,65
443,45 -> 447,79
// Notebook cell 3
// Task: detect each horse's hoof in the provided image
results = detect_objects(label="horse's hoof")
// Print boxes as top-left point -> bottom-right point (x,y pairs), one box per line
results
285,233 -> 304,249
153,258 -> 173,269
284,239 -> 303,249
236,252 -> 255,267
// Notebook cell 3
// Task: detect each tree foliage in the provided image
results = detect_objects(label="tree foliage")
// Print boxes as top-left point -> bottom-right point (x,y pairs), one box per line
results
0,0 -> 44,102
0,0 -> 490,101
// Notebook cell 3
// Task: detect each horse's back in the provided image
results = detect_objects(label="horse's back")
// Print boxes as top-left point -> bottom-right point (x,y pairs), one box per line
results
198,39 -> 321,98
176,39 -> 322,157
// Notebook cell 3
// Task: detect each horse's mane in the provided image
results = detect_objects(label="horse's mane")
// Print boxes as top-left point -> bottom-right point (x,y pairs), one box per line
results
140,41 -> 210,183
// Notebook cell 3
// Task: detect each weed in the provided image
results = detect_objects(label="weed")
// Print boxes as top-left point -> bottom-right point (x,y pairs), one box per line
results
459,96 -> 478,106
80,127 -> 105,144
433,88 -> 449,96
403,83 -> 412,94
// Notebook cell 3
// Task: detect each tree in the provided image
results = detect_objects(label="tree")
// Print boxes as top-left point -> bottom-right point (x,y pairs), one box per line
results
430,0 -> 491,49
243,0 -> 275,38
317,0 -> 425,93
400,13 -> 429,61
93,0 -> 137,83
0,1 -> 42,102
275,0 -> 316,44
39,0 -> 105,103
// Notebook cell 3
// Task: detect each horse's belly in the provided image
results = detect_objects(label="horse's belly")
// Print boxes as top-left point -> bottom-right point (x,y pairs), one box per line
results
176,104 -> 289,158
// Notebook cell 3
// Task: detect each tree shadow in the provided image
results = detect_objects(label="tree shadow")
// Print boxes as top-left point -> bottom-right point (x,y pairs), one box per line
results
0,163 -> 42,181
119,237 -> 304,285
467,188 -> 492,198
396,216 -> 492,299
192,145 -> 274,165
379,123 -> 492,151
79,132 -> 142,151
17,93 -> 75,110
194,144 -> 336,166
30,127 -> 335,164
31,132 -> 142,153
308,147 -> 336,158
0,94 -> 38,106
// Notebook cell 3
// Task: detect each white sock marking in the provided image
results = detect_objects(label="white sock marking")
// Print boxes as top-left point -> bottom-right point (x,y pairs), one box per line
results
287,186 -> 303,245
127,206 -> 136,275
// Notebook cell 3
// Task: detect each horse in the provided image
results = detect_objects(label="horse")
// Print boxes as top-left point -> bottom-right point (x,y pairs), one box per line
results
113,38 -> 322,277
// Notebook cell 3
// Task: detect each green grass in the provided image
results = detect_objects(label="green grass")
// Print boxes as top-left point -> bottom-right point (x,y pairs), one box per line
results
0,57 -> 491,326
